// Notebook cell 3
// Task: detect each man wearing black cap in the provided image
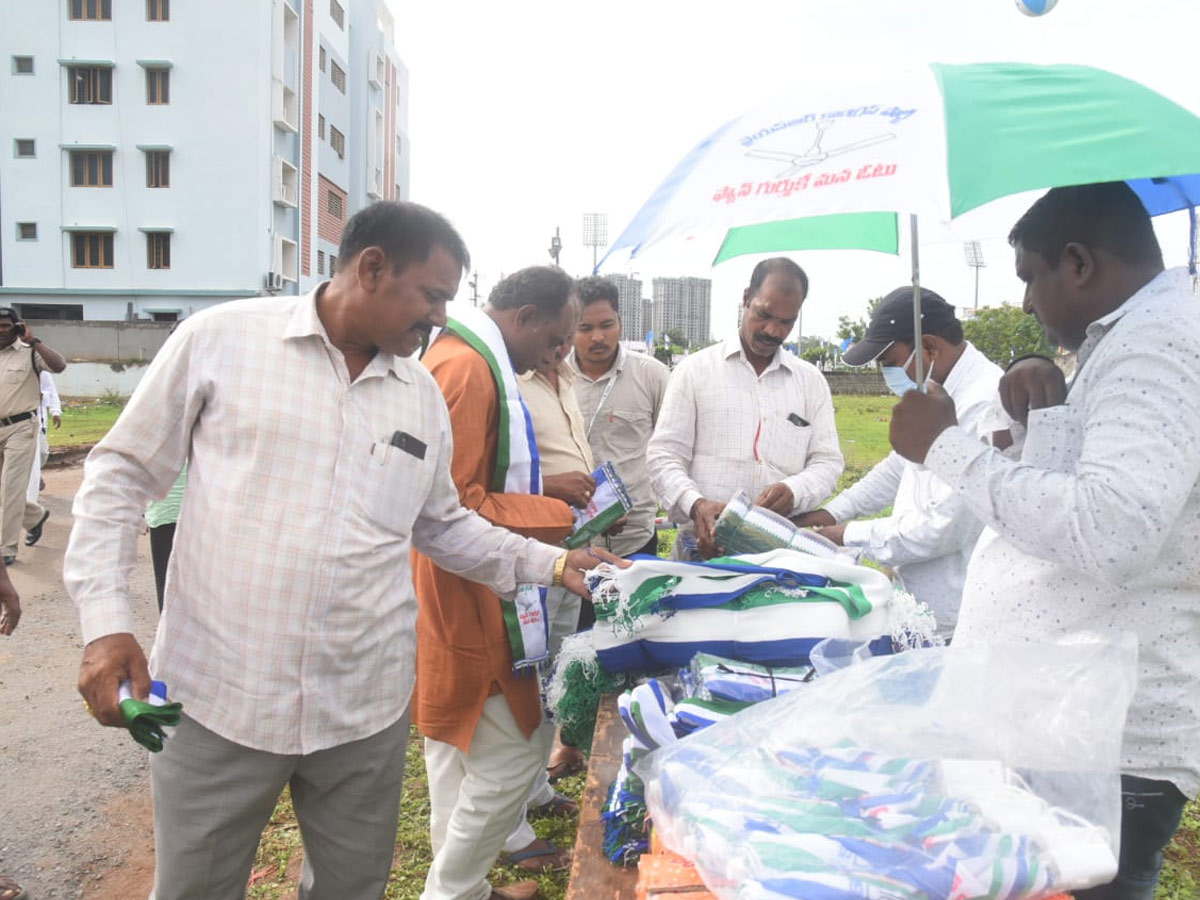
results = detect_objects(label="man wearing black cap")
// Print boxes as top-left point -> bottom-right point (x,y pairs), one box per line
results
0,308 -> 66,566
795,287 -> 1001,638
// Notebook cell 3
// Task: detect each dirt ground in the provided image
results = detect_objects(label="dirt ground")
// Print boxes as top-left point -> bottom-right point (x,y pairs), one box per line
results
0,463 -> 157,900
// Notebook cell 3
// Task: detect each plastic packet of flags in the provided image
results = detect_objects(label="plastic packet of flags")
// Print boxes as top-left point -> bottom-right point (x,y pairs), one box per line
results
639,637 -> 1137,900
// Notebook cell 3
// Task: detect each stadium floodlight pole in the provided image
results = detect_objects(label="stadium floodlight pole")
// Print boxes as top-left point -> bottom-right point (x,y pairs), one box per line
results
582,212 -> 608,274
963,240 -> 986,310
548,227 -> 562,267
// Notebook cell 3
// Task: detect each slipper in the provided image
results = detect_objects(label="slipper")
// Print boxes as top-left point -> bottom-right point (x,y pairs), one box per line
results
546,745 -> 586,783
497,838 -> 572,872
532,789 -> 578,819
0,874 -> 26,900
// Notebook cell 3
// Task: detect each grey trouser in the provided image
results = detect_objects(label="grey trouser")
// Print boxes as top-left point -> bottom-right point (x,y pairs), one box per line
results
148,712 -> 409,900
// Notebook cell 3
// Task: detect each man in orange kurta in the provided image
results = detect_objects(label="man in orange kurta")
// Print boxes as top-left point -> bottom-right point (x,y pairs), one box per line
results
413,267 -> 581,900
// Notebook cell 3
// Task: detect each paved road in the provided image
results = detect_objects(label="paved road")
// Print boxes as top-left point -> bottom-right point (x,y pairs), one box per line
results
0,463 -> 157,900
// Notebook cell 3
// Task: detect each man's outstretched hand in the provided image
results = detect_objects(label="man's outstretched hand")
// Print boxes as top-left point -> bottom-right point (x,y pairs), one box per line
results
561,547 -> 629,598
78,633 -> 151,727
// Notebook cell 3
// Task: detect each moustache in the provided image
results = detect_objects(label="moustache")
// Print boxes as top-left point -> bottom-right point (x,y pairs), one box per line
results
754,335 -> 782,347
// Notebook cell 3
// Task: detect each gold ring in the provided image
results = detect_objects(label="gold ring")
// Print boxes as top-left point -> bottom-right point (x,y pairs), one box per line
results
83,699 -> 94,717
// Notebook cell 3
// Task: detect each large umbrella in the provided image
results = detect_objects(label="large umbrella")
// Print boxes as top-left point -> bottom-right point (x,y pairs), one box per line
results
600,62 -> 1200,382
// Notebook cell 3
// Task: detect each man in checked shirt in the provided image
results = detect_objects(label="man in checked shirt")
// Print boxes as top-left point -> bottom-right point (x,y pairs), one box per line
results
647,257 -> 844,558
64,202 -> 618,900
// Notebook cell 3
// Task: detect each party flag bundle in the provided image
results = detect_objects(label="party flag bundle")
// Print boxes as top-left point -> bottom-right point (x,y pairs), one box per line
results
119,679 -> 182,752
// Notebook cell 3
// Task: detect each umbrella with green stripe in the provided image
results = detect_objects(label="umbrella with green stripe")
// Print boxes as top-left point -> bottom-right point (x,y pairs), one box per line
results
601,62 -> 1200,379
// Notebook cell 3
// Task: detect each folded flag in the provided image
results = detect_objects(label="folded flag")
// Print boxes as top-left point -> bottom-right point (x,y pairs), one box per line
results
119,679 -> 182,752
714,490 -> 855,561
566,461 -> 634,549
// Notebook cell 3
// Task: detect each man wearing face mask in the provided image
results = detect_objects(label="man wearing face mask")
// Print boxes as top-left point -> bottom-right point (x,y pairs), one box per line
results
794,287 -> 1001,638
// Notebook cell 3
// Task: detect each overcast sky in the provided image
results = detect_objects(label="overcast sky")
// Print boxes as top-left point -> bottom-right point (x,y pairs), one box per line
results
386,0 -> 1200,341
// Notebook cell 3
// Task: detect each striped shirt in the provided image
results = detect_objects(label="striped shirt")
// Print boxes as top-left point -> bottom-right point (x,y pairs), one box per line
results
647,338 -> 843,523
65,288 -> 560,755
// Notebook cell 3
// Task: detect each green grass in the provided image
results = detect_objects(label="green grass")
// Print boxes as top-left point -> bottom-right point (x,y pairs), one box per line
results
66,392 -> 1200,897
55,395 -> 126,448
830,394 -> 895,491
1160,799 -> 1200,900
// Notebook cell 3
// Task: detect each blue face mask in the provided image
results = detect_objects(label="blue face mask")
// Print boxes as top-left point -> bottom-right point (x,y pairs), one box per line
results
881,348 -> 934,397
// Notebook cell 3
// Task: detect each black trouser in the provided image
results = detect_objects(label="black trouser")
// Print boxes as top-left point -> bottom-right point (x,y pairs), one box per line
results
149,522 -> 177,612
576,533 -> 660,631
1074,774 -> 1188,900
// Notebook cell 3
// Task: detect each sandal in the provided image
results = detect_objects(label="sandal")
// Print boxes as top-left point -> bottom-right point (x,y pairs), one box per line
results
532,789 -> 578,819
545,744 -> 586,783
497,838 -> 572,872
0,875 -> 26,900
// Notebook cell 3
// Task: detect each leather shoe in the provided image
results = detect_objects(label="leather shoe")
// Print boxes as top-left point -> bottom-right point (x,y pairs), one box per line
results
489,880 -> 540,900
25,510 -> 49,546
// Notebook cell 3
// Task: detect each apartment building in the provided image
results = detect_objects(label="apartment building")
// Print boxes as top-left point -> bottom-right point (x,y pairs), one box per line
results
0,0 -> 409,322
650,275 -> 712,348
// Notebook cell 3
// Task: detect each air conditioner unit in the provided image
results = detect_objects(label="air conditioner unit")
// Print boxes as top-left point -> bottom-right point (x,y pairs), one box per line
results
265,271 -> 284,291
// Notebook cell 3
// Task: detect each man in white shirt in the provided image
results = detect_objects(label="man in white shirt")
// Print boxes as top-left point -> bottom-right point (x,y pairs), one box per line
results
65,202 -> 613,900
795,288 -> 1002,637
647,258 -> 843,558
891,182 -> 1200,900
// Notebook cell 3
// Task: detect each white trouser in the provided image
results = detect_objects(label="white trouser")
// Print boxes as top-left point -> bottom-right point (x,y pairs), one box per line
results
422,695 -> 554,900
501,586 -> 580,852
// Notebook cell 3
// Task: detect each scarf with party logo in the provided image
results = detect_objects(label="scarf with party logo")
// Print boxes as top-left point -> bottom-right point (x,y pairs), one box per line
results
444,306 -> 548,670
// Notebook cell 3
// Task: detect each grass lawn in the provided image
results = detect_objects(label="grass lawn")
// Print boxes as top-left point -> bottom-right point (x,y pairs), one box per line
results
61,392 -> 1199,897
55,396 -> 126,448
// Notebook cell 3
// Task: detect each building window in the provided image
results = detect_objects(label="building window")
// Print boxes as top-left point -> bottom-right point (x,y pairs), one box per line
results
70,150 -> 114,187
146,0 -> 168,21
329,0 -> 344,29
318,114 -> 325,139
328,191 -> 343,219
69,0 -> 112,20
329,255 -> 337,275
71,232 -> 114,268
330,61 -> 346,93
147,232 -> 171,269
317,250 -> 325,274
69,66 -> 112,104
329,126 -> 345,158
13,56 -> 34,75
319,46 -> 326,72
15,139 -> 35,158
145,150 -> 170,187
17,223 -> 38,241
146,68 -> 169,104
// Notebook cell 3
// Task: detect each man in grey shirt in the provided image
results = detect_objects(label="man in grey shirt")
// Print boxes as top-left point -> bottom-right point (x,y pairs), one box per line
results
569,277 -> 669,562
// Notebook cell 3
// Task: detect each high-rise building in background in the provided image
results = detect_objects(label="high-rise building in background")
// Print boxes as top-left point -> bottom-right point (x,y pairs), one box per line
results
651,276 -> 711,348
0,0 -> 409,322
604,273 -> 646,342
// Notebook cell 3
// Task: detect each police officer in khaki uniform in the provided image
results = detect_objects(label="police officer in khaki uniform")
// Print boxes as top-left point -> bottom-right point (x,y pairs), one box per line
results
0,307 -> 66,565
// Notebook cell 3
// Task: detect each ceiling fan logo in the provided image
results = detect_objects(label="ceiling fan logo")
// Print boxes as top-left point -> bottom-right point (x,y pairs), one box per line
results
746,119 -> 897,179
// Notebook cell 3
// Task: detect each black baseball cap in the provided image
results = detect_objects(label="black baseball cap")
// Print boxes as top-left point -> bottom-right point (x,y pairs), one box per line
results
0,307 -> 17,323
842,287 -> 958,366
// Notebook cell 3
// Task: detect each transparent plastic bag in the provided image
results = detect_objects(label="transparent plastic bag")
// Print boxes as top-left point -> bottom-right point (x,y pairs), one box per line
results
639,634 -> 1137,900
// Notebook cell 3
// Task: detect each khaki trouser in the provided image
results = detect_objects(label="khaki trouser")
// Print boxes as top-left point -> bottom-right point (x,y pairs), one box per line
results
0,417 -> 43,558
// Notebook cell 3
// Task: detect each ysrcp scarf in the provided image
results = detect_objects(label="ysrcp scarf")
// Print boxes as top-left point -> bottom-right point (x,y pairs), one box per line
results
445,307 -> 548,670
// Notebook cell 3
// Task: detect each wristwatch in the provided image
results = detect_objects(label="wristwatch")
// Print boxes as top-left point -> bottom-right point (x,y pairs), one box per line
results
27,337 -> 41,346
